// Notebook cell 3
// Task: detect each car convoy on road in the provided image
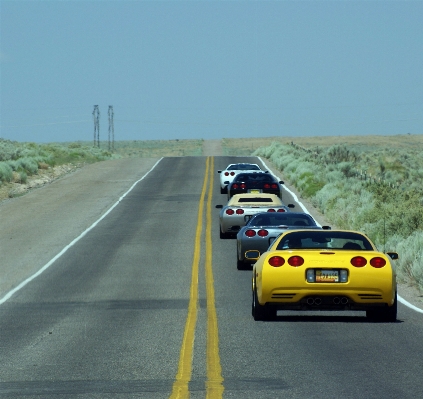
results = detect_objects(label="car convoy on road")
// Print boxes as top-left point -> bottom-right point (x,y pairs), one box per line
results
217,163 -> 399,322
217,163 -> 264,194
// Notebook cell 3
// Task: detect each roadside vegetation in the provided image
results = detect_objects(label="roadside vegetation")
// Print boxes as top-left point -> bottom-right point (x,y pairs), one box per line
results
0,138 -> 203,200
253,136 -> 423,290
63,139 -> 203,157
111,139 -> 203,157
0,139 -> 114,198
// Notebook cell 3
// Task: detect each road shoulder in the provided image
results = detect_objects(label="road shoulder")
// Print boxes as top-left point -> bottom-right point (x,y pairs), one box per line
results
0,157 -> 160,300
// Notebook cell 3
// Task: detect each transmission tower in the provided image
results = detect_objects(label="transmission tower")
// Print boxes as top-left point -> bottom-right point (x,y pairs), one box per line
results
92,105 -> 100,147
108,105 -> 114,152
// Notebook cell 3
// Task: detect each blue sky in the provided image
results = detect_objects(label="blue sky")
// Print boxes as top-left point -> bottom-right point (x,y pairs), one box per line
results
1,0 -> 422,143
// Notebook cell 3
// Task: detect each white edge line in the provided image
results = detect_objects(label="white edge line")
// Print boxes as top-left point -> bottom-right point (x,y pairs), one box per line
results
0,158 -> 163,306
258,157 -> 316,217
258,156 -> 423,315
398,295 -> 423,314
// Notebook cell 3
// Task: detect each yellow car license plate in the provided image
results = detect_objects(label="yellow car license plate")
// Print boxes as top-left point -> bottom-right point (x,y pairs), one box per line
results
316,269 -> 339,283
248,189 -> 261,194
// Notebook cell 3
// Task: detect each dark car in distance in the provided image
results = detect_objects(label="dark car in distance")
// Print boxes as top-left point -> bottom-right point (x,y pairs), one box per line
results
227,173 -> 284,200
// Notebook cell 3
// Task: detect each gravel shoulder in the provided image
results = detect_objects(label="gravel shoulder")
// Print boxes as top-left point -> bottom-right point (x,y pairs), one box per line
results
0,157 -> 160,300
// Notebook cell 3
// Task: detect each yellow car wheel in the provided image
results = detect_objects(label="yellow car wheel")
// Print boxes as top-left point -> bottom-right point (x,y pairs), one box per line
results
252,283 -> 276,321
366,292 -> 397,322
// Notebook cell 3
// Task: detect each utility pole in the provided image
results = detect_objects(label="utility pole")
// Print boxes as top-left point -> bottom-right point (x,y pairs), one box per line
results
108,105 -> 114,152
93,105 -> 100,147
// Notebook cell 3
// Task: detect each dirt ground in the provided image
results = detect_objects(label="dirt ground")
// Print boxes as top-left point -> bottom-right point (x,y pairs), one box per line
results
1,140 -> 422,310
202,139 -> 223,156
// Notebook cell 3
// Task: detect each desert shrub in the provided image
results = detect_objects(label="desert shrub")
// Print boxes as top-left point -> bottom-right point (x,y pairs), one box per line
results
16,171 -> 28,184
6,160 -> 20,171
273,153 -> 298,173
384,170 -> 403,183
324,145 -> 359,164
312,183 -> 342,214
338,161 -> 356,178
0,140 -> 115,184
255,141 -> 279,159
21,171 -> 28,183
324,170 -> 344,183
386,231 -> 423,290
296,172 -> 325,198
0,163 -> 13,182
16,157 -> 39,175
38,162 -> 49,170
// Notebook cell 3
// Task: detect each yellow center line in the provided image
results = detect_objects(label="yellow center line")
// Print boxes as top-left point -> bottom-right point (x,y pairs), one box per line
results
169,157 -> 210,399
169,157 -> 224,398
205,156 -> 224,398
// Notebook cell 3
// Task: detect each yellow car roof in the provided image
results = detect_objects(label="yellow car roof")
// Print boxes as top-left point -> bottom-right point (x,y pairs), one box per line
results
228,193 -> 283,206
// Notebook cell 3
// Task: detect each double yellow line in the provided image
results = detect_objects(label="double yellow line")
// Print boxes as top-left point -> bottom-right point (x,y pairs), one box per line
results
169,157 -> 224,399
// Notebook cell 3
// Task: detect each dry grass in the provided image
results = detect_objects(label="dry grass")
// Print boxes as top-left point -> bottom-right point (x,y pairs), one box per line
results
0,164 -> 81,202
2,134 -> 421,203
109,139 -> 204,157
222,134 -> 423,155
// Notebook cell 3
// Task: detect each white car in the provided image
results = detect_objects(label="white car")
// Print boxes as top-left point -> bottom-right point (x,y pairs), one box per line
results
217,163 -> 264,194
216,194 -> 294,239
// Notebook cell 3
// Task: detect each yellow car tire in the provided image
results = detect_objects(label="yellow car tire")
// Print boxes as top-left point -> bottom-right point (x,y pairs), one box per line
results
252,284 -> 277,321
366,292 -> 397,323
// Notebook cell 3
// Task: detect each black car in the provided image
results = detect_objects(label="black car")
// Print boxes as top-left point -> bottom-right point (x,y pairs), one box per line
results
227,173 -> 284,199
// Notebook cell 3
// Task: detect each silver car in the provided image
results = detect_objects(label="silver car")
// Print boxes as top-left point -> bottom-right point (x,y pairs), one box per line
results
217,163 -> 264,194
217,194 -> 294,239
236,212 -> 324,269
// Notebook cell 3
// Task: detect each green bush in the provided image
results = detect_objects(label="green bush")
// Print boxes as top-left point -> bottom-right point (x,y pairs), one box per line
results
17,157 -> 39,175
0,162 -> 13,182
0,140 -> 115,184
386,231 -> 423,290
19,171 -> 28,184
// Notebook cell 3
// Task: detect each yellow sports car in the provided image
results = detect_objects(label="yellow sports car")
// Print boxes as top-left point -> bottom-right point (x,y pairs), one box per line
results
246,229 -> 398,322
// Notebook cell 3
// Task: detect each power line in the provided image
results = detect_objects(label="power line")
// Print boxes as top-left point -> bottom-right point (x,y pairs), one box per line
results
108,105 -> 114,152
92,105 -> 100,147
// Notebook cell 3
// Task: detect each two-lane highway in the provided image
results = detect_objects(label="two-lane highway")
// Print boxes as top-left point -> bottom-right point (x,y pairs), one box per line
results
1,156 -> 423,398
1,157 -> 217,398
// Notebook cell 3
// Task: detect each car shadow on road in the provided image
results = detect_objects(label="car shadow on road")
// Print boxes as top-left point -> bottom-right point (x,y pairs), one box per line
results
268,314 -> 403,323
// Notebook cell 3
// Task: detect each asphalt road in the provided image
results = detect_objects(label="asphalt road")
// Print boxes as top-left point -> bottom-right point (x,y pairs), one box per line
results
1,156 -> 423,398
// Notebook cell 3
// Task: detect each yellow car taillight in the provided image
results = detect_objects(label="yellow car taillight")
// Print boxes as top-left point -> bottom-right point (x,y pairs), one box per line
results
288,256 -> 304,267
370,257 -> 386,268
268,256 -> 285,267
350,256 -> 367,267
